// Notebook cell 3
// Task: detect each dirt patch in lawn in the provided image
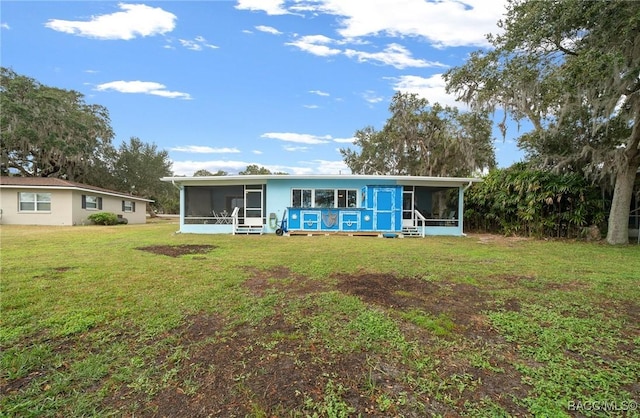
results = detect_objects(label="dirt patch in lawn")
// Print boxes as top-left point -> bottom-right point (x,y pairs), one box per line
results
99,268 -> 529,417
136,244 -> 217,257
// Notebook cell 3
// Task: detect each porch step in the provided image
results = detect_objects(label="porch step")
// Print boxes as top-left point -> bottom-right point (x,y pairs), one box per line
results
234,225 -> 264,235
402,226 -> 422,237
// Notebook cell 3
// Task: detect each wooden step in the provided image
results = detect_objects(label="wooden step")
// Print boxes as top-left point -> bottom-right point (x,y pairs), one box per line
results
234,225 -> 264,234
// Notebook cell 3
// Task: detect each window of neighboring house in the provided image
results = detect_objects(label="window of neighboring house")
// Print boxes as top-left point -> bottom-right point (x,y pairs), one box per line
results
82,195 -> 102,210
19,192 -> 51,212
122,200 -> 135,212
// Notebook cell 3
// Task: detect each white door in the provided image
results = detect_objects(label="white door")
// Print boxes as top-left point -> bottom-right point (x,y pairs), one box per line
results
402,189 -> 414,227
244,188 -> 263,226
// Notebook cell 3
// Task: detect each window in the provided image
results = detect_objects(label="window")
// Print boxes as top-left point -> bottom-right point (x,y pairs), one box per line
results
315,189 -> 335,208
337,189 -> 357,208
292,189 -> 312,208
19,192 -> 51,212
291,188 -> 358,208
82,195 -> 102,210
122,200 -> 135,212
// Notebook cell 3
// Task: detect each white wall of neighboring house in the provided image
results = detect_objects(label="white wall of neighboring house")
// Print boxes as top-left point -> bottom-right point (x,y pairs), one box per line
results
0,187 -> 148,226
1,188 -> 74,225
70,191 -> 147,225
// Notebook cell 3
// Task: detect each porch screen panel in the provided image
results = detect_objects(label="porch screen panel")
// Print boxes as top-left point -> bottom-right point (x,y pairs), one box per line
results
184,185 -> 244,216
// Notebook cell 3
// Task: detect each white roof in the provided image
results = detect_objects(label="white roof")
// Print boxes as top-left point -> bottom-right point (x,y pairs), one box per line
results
161,174 -> 481,187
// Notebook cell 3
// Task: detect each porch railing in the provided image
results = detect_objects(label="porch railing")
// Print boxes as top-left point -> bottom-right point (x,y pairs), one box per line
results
231,207 -> 240,235
414,211 -> 459,227
415,210 -> 427,237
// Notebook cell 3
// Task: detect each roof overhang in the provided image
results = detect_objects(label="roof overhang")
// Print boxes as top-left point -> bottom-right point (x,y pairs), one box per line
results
161,174 -> 482,188
0,184 -> 154,202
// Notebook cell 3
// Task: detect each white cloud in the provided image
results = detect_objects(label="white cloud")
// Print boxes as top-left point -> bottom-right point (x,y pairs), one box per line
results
45,3 -> 176,40
286,35 -> 341,57
303,104 -> 320,109
242,0 -> 505,48
310,90 -> 330,96
288,35 -> 443,69
95,80 -> 191,100
333,137 -> 355,143
171,160 -> 253,176
179,36 -> 219,51
391,74 -> 464,109
252,150 -> 263,154
288,159 -> 351,175
362,90 -> 384,104
171,146 -> 240,153
344,43 -> 446,69
255,25 -> 282,35
299,0 -> 505,48
283,145 -> 309,152
236,0 -> 289,15
1,23 -> 10,30
261,132 -> 332,144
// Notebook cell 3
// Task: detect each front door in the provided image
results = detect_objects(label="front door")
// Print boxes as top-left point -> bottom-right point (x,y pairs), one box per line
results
402,189 -> 414,227
244,187 -> 263,226
374,188 -> 395,230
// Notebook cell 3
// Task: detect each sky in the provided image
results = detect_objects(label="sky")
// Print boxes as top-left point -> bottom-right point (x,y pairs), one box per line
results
1,0 -> 526,176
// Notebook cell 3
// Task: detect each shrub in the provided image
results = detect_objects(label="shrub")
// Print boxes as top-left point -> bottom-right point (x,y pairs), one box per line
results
465,163 -> 607,238
88,212 -> 118,225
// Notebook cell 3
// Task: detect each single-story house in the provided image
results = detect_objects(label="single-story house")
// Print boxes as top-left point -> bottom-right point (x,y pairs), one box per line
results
0,177 -> 153,226
161,174 -> 481,237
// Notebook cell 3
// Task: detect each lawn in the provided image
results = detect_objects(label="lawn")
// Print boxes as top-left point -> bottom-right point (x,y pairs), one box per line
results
1,223 -> 638,417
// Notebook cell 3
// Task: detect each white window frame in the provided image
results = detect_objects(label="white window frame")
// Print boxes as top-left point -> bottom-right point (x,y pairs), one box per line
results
123,200 -> 134,212
291,188 -> 358,208
85,195 -> 99,210
18,192 -> 51,212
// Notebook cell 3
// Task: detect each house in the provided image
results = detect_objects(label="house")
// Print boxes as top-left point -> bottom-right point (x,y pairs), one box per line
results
161,174 -> 481,236
0,177 -> 152,226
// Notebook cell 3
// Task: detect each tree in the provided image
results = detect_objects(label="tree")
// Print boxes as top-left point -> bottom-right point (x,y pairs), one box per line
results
444,0 -> 640,244
193,169 -> 227,176
340,92 -> 495,176
239,165 -> 288,175
0,67 -> 114,181
111,137 -> 174,215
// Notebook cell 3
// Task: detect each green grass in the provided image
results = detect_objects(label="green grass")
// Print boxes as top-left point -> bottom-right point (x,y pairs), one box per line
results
1,224 -> 639,417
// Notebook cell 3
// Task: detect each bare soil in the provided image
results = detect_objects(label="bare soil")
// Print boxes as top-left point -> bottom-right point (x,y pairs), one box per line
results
101,260 -> 531,417
136,244 -> 217,258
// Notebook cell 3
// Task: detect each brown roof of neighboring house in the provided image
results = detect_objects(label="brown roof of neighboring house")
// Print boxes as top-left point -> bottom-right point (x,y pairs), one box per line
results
0,177 -> 153,202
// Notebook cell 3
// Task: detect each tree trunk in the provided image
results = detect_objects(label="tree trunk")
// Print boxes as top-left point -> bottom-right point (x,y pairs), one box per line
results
606,161 -> 638,244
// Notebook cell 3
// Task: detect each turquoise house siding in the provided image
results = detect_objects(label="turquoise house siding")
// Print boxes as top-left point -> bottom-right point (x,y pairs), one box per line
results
162,174 -> 479,236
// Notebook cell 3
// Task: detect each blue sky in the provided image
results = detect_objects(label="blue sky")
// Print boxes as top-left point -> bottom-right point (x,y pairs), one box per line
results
1,0 -> 525,176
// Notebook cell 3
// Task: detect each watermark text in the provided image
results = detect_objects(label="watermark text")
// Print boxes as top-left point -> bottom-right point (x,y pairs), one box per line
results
567,400 -> 637,412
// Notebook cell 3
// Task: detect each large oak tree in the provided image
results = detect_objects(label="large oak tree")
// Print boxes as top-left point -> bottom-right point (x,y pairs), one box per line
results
444,0 -> 640,244
340,92 -> 496,177
1,67 -> 114,181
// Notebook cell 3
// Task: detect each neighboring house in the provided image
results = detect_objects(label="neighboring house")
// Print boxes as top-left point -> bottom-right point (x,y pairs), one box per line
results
161,174 -> 481,236
0,177 -> 152,226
